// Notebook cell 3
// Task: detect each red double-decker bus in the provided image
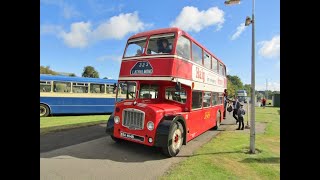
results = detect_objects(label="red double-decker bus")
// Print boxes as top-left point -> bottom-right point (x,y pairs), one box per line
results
106,27 -> 227,157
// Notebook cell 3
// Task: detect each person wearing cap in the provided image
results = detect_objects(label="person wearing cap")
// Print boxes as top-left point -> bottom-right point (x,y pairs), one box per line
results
237,103 -> 245,130
158,39 -> 171,53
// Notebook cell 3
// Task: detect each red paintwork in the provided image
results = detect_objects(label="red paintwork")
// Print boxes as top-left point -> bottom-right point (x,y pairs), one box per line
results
113,28 -> 226,147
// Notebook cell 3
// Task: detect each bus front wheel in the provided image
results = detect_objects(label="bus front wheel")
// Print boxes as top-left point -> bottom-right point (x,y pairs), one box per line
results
162,122 -> 184,157
40,104 -> 50,117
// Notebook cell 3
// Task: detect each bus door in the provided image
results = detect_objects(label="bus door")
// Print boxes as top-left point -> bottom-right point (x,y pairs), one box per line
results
188,91 -> 204,139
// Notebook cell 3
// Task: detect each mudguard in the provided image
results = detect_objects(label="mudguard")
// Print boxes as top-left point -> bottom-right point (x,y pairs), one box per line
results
154,115 -> 186,147
106,112 -> 115,135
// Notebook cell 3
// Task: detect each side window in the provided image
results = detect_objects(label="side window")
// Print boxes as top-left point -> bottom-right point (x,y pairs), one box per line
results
40,81 -> 51,92
203,51 -> 211,70
212,92 -> 218,106
192,42 -> 202,65
106,83 -> 117,94
176,36 -> 191,60
72,83 -> 88,93
219,63 -> 225,76
212,57 -> 218,74
192,91 -> 202,109
165,87 -> 187,104
53,81 -> 71,93
219,92 -> 224,104
203,92 -> 211,107
90,83 -> 105,93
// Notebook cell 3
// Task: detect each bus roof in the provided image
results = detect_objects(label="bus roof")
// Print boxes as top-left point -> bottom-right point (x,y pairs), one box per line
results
40,74 -> 118,84
128,27 -> 224,65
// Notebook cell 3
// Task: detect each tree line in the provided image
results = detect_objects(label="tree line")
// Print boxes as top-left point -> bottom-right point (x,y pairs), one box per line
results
40,65 -> 109,79
227,74 -> 278,100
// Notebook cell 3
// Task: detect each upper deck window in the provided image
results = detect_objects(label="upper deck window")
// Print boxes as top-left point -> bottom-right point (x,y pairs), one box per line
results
219,63 -> 226,76
212,57 -> 218,74
146,33 -> 175,55
124,37 -> 147,58
203,51 -> 211,70
176,36 -> 191,60
192,42 -> 203,65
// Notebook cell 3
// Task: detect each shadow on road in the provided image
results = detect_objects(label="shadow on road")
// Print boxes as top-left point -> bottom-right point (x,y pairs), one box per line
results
41,134 -> 169,162
40,124 -> 107,153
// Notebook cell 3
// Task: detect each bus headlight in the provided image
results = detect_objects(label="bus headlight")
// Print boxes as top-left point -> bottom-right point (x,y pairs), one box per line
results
114,116 -> 120,124
147,121 -> 154,131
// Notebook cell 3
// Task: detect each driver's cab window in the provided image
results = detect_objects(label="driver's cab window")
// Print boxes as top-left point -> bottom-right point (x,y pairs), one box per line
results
139,84 -> 159,99
124,37 -> 147,58
146,33 -> 175,55
165,87 -> 187,104
117,82 -> 136,101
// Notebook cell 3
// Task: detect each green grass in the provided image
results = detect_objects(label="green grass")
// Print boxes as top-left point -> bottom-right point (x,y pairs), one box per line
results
40,115 -> 110,134
161,107 -> 280,180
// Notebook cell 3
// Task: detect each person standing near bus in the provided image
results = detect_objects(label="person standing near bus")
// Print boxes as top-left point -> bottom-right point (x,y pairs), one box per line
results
223,89 -> 229,119
236,104 -> 245,130
232,95 -> 240,124
262,97 -> 266,109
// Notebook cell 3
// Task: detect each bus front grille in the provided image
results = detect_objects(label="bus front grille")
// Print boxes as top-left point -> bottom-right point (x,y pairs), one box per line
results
122,109 -> 145,130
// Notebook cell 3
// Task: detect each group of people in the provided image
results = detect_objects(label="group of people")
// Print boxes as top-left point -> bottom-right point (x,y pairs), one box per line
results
223,89 -> 246,130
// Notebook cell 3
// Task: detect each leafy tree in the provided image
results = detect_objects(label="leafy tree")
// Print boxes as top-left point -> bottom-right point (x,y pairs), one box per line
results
82,66 -> 99,78
69,73 -> 76,77
244,84 -> 251,97
40,66 -> 58,75
227,80 -> 236,98
103,77 -> 108,79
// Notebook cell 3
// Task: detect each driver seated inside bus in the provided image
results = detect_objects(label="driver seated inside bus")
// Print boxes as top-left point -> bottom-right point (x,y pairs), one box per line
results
158,39 -> 171,53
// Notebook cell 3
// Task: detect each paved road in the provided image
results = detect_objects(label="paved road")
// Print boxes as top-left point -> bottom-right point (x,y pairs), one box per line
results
40,112 -> 238,180
40,124 -> 107,153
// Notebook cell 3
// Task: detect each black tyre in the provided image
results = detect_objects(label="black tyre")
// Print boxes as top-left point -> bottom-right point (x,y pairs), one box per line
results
162,122 -> 184,157
110,135 -> 123,143
213,111 -> 221,130
40,104 -> 50,117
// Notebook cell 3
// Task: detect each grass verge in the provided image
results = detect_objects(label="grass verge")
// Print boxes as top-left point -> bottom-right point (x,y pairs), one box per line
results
161,107 -> 280,180
40,115 -> 110,135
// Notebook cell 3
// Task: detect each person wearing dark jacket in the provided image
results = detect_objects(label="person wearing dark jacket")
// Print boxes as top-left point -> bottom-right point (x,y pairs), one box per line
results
231,96 -> 240,123
237,103 -> 245,130
223,89 -> 230,119
158,39 -> 171,53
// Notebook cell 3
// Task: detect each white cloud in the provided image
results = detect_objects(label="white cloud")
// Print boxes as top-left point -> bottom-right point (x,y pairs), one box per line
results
41,12 -> 147,48
230,23 -> 247,40
41,0 -> 80,19
258,35 -> 280,58
92,11 -> 145,40
60,22 -> 91,48
170,6 -> 225,32
97,55 -> 122,63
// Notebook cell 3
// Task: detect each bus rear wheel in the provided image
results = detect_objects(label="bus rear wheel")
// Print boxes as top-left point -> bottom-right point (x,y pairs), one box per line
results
213,111 -> 221,130
162,122 -> 184,157
40,104 -> 50,117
